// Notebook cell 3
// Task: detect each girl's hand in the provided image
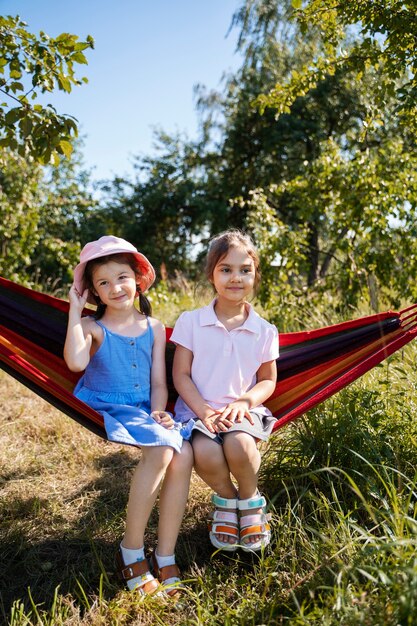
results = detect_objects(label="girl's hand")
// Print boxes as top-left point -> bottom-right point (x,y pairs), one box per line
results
200,407 -> 223,434
214,401 -> 254,429
68,284 -> 89,313
151,410 -> 175,430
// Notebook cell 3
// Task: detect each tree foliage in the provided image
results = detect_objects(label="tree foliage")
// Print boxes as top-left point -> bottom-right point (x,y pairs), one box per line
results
99,132 -> 209,272
257,0 -> 417,129
0,15 -> 93,164
199,0 -> 417,309
0,142 -> 96,292
0,149 -> 44,280
24,0 -> 414,312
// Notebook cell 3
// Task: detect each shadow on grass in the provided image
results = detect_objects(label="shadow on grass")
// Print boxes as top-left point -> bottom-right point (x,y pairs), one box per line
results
0,449 -> 212,621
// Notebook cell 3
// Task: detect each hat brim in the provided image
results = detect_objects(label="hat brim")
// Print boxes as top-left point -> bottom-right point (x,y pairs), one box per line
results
73,249 -> 156,305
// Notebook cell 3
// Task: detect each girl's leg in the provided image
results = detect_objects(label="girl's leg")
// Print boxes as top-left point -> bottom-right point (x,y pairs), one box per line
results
193,432 -> 238,545
122,445 -> 174,549
193,432 -> 236,497
223,431 -> 263,545
223,431 -> 261,499
157,441 -> 194,556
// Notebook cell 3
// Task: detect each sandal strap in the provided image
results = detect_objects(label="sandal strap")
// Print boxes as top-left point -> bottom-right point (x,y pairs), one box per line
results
156,563 -> 181,584
116,551 -> 149,582
208,521 -> 239,538
240,512 -> 271,526
212,510 -> 238,524
212,493 -> 238,509
150,553 -> 182,597
238,493 -> 266,510
240,522 -> 271,540
116,550 -> 160,594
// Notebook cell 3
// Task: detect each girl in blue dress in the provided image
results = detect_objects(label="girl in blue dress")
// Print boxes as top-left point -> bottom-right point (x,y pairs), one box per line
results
64,235 -> 193,598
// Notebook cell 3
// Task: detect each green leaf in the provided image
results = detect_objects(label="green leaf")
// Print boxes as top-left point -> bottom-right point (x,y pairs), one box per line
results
58,139 -> 73,158
19,116 -> 33,137
5,107 -> 21,125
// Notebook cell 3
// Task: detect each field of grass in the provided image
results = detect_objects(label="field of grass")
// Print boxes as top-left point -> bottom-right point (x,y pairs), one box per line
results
2,295 -> 417,625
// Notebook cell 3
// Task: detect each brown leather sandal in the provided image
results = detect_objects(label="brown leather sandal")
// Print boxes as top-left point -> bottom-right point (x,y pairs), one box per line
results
150,552 -> 183,598
116,549 -> 161,595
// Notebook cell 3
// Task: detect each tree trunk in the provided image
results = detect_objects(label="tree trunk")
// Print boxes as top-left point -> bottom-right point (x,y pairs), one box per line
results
307,221 -> 319,287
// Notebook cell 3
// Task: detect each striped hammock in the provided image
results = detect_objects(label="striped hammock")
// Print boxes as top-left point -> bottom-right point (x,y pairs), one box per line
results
1,276 -> 416,437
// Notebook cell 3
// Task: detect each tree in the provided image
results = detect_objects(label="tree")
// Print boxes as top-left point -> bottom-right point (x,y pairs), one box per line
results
0,141 -> 97,291
99,132 -> 209,273
258,0 -> 417,129
218,0 -> 417,308
0,149 -> 44,281
247,134 -> 417,312
97,0 -> 417,309
29,140 -> 98,293
0,15 -> 93,164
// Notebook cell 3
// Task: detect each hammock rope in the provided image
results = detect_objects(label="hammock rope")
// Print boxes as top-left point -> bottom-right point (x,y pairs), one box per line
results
1,276 -> 416,437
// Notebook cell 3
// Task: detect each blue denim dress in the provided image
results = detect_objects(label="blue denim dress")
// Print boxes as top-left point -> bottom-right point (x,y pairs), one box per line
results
74,320 -> 189,452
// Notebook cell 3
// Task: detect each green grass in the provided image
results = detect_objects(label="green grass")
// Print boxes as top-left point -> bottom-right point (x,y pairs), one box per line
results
1,293 -> 417,625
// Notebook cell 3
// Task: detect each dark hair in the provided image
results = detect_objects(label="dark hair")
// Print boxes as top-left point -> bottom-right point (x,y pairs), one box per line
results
205,229 -> 261,293
84,253 -> 152,319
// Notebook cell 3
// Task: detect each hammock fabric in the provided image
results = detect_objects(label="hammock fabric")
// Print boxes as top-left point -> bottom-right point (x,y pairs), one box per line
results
1,276 -> 417,438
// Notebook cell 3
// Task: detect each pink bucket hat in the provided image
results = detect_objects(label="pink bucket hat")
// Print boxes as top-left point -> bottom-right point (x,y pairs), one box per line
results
73,235 -> 156,304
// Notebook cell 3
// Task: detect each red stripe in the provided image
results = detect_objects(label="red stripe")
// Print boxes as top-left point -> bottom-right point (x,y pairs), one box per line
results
280,311 -> 398,347
0,336 -> 104,428
272,327 -> 417,431
2,276 -> 417,437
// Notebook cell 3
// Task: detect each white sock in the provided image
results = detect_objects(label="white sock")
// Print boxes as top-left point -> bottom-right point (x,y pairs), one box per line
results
120,543 -> 146,591
155,552 -> 176,568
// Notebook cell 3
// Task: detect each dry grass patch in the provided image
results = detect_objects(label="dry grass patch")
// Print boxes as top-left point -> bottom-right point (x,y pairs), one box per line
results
0,372 -> 213,624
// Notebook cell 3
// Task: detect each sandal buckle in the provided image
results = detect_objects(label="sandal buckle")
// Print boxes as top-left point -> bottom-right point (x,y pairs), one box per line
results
121,565 -> 134,580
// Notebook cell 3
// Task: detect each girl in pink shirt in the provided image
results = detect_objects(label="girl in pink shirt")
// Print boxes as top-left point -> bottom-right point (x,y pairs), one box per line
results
172,230 -> 279,552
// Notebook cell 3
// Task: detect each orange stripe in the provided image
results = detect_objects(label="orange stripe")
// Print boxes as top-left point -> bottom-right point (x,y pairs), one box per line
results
0,327 -> 80,389
0,346 -> 104,427
208,524 -> 238,536
265,329 -> 403,415
240,524 -> 270,537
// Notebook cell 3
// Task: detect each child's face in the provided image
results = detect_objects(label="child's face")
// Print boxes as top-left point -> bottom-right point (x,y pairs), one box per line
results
211,246 -> 255,303
91,260 -> 137,308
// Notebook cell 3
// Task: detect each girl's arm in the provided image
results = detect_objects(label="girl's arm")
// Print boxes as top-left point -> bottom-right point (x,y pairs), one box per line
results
63,285 -> 93,372
149,319 -> 169,415
172,345 -> 220,433
215,359 -> 277,427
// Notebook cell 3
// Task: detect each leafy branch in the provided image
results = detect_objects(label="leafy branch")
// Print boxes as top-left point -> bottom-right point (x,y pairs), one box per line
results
0,15 -> 94,164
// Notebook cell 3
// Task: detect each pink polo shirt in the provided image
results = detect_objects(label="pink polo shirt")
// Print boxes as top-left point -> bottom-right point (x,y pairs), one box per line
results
170,299 -> 279,422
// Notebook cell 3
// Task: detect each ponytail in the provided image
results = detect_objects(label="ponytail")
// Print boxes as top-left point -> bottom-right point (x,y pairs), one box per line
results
138,291 -> 152,316
94,296 -> 106,320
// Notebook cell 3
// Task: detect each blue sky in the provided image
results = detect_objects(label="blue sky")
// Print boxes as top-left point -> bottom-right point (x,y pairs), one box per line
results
1,0 -> 242,180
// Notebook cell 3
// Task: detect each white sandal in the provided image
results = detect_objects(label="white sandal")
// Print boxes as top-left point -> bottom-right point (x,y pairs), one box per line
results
238,493 -> 271,552
115,549 -> 161,595
208,494 -> 239,551
150,552 -> 183,599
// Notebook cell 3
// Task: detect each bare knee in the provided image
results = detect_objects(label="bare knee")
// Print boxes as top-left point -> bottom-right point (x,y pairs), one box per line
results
170,441 -> 194,473
223,432 -> 260,467
141,445 -> 174,471
193,433 -> 225,475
